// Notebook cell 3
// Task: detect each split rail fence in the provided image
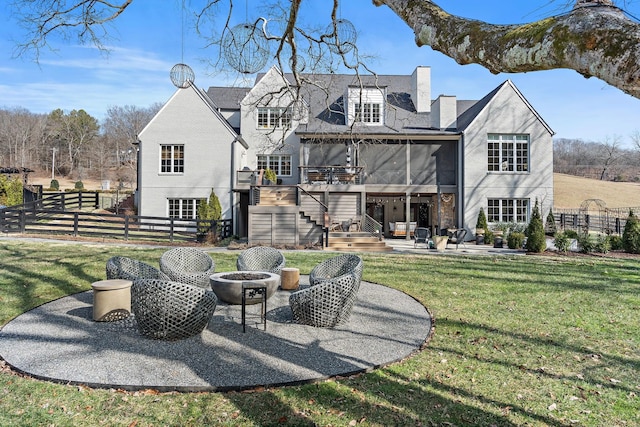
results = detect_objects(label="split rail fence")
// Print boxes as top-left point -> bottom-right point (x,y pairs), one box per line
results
0,192 -> 232,243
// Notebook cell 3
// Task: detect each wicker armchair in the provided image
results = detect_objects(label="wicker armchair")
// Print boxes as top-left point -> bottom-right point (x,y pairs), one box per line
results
159,247 -> 215,289
290,254 -> 363,328
236,246 -> 286,274
106,256 -> 169,281
131,279 -> 217,340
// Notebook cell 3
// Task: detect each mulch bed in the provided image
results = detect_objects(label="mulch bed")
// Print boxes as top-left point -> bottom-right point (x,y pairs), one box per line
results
528,249 -> 640,259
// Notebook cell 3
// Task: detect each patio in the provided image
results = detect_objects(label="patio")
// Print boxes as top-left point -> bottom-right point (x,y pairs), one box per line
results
0,277 -> 432,392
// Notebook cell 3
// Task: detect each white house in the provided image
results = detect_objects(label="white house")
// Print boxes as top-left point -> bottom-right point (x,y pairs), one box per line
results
136,65 -> 554,248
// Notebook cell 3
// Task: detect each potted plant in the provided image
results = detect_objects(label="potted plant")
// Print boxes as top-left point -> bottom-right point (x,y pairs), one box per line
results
263,168 -> 277,185
475,207 -> 488,245
197,189 -> 222,243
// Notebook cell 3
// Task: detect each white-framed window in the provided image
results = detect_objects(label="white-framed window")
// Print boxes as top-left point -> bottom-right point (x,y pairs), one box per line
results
168,198 -> 204,219
257,154 -> 292,176
347,86 -> 385,126
354,102 -> 382,124
257,107 -> 292,129
487,134 -> 529,172
160,145 -> 184,173
487,199 -> 529,223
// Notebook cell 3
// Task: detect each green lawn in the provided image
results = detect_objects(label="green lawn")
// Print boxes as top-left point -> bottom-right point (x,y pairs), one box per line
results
0,240 -> 638,426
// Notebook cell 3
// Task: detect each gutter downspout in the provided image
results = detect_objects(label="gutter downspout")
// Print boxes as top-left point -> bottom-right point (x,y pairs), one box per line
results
230,136 -> 239,236
133,136 -> 141,211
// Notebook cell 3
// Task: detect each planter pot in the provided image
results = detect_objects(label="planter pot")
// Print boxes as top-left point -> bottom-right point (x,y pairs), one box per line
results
434,236 -> 448,252
476,235 -> 484,245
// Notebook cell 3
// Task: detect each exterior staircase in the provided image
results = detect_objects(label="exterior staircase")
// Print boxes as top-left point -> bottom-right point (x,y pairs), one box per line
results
325,231 -> 393,252
257,188 -> 297,206
250,186 -> 392,252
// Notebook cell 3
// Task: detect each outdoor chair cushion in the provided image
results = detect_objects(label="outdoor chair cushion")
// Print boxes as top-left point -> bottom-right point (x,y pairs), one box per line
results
131,279 -> 217,340
236,246 -> 286,274
159,247 -> 215,289
106,256 -> 169,281
290,254 -> 363,328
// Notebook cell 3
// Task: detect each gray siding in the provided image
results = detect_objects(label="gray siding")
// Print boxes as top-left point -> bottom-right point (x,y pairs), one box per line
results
328,193 -> 360,220
248,205 -> 323,246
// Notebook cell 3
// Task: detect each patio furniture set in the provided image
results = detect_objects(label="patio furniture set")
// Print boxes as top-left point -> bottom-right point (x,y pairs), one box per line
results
98,247 -> 363,340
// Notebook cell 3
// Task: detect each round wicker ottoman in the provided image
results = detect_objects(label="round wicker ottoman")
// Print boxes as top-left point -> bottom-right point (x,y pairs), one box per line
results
91,279 -> 132,322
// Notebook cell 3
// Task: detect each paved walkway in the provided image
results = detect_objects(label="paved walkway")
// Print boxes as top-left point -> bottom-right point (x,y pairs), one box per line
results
0,277 -> 432,392
384,237 -> 525,255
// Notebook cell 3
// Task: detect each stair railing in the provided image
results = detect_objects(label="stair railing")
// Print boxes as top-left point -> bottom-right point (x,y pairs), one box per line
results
362,214 -> 383,241
296,185 -> 330,247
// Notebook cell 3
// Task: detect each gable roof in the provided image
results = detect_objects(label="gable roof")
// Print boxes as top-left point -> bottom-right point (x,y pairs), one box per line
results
141,82 -> 248,149
457,80 -> 555,135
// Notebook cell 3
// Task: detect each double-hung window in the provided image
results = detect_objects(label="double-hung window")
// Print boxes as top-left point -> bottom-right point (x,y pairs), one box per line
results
487,134 -> 529,172
257,154 -> 292,176
257,107 -> 292,129
487,199 -> 529,223
168,198 -> 202,219
354,102 -> 381,124
160,145 -> 184,173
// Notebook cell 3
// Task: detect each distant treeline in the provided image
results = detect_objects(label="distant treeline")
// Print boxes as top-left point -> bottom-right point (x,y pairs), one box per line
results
1,105 -> 639,184
554,136 -> 640,182
0,104 -> 161,187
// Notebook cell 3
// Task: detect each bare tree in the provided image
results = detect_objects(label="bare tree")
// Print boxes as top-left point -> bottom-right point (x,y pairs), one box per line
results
631,129 -> 640,151
0,108 -> 48,169
10,0 -> 133,58
102,103 -> 161,185
103,104 -> 161,163
596,135 -> 623,180
9,1 -> 640,99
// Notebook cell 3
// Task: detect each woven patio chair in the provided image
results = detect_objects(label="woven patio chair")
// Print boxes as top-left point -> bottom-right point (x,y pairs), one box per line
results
414,227 -> 431,248
236,246 -> 286,274
159,247 -> 215,289
290,254 -> 363,328
131,279 -> 217,340
106,256 -> 169,281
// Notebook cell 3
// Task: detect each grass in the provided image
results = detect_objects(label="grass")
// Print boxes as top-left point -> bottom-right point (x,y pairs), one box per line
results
553,173 -> 640,208
0,240 -> 638,426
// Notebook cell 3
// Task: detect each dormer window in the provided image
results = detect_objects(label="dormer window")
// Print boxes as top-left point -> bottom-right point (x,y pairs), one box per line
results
347,86 -> 385,126
355,102 -> 381,124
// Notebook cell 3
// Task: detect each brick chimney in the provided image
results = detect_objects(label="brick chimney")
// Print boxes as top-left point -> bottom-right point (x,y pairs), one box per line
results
411,66 -> 431,113
432,95 -> 457,130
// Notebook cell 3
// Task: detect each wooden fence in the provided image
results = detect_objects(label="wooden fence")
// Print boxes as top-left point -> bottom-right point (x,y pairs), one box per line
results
0,192 -> 233,243
553,207 -> 640,235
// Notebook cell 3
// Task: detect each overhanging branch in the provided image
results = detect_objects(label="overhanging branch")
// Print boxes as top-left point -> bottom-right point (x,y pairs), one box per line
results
374,0 -> 640,99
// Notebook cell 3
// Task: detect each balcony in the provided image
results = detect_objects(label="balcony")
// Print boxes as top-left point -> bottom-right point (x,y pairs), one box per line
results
300,166 -> 364,185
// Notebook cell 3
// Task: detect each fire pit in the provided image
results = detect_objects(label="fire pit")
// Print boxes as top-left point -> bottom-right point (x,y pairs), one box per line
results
209,271 -> 280,305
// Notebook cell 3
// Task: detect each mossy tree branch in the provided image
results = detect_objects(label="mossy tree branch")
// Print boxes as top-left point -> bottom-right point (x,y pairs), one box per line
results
374,0 -> 640,99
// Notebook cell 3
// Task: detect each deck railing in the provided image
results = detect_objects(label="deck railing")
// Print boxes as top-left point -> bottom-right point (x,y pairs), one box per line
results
299,166 -> 364,185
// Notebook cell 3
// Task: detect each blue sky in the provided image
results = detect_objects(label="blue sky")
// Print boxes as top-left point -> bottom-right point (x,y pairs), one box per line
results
1,0 -> 639,146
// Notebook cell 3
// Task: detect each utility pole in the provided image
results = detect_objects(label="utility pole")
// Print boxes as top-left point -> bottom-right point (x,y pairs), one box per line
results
51,147 -> 57,180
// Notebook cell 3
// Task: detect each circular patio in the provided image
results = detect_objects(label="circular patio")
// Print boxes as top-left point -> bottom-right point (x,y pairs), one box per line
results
0,278 -> 432,392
